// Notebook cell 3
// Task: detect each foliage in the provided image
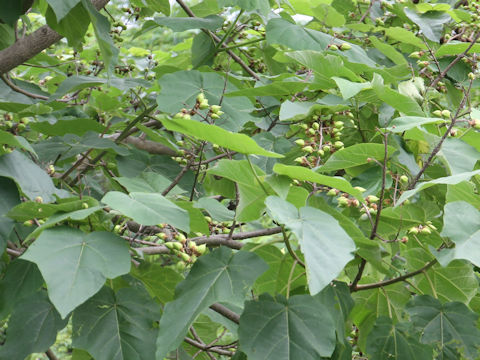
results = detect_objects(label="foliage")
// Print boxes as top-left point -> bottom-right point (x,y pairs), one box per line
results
1,0 -> 480,359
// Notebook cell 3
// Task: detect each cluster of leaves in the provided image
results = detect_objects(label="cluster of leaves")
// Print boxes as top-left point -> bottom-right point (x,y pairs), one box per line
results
2,0 -> 480,359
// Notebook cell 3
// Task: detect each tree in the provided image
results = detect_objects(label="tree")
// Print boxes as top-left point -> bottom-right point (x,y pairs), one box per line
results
1,0 -> 480,359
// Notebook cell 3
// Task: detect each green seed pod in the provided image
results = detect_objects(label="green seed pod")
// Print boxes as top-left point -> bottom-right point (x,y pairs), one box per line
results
173,242 -> 183,250
441,110 -> 451,118
196,244 -> 207,255
340,43 -> 351,51
432,110 -> 442,117
327,188 -> 337,196
23,220 -> 34,227
338,197 -> 349,207
366,195 -> 379,203
165,242 -> 175,250
334,141 -> 344,149
211,113 -> 220,119
196,93 -> 205,103
400,175 -> 409,183
302,145 -> 314,154
408,227 -> 419,234
176,261 -> 186,271
420,227 -> 431,235
294,139 -> 305,146
211,105 -> 222,113
323,145 -> 331,153
329,44 -> 338,51
354,186 -> 366,193
312,122 -> 320,130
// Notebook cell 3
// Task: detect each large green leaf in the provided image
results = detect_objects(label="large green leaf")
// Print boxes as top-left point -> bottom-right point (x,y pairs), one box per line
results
265,196 -> 356,294
225,81 -> 307,97
156,70 -> 256,132
238,293 -> 336,360
21,227 -> 131,318
0,291 -> 68,360
386,116 -> 446,132
0,259 -> 43,319
0,177 -> 19,250
396,170 -> 480,205
102,191 -> 190,231
436,41 -> 480,57
0,150 -> 67,202
156,247 -> 267,358
159,117 -> 282,158
209,159 -> 268,221
436,201 -> 480,267
273,164 -> 364,202
46,2 -> 89,48
266,18 -> 375,67
45,0 -> 80,21
81,0 -> 119,73
114,172 -> 185,195
131,263 -> 184,304
404,8 -> 451,43
73,286 -> 159,360
318,143 -> 397,173
366,317 -> 433,360
406,295 -> 480,359
219,0 -> 269,12
438,138 -> 480,175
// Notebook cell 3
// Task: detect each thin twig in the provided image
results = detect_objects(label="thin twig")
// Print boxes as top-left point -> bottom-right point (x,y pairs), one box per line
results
209,303 -> 240,324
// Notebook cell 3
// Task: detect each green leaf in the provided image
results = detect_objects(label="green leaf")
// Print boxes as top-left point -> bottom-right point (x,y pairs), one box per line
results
438,138 -> 480,175
131,263 -> 183,304
247,244 -> 306,296
145,0 -> 170,14
154,15 -> 223,31
436,201 -> 480,267
50,76 -> 147,101
0,129 -> 36,154
21,227 -> 131,318
238,293 -> 336,359
0,259 -> 43,319
30,118 -> 105,137
209,159 -> 268,221
312,4 -> 345,27
366,317 -> 433,360
396,170 -> 480,205
273,164 -> 364,202
156,70 -> 256,132
279,98 -> 349,121
159,117 -> 282,158
265,196 -> 356,294
0,0 -> 32,25
318,143 -> 397,173
156,247 -> 267,358
267,18 -> 376,67
406,295 -> 480,359
386,116 -> 445,132
404,8 -> 451,43
80,0 -> 119,73
114,172 -> 185,195
436,41 -> 480,57
46,2 -> 89,48
0,177 -> 19,250
219,0 -> 270,12
332,77 -> 371,100
45,0 -> 80,21
73,286 -> 159,360
0,150 -> 67,202
195,197 -> 235,222
191,31 -> 216,68
102,191 -> 190,231
0,290 -> 68,360
368,36 -> 407,65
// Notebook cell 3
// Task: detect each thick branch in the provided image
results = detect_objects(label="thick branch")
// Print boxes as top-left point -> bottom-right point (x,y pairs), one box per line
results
109,134 -> 177,156
209,303 -> 240,324
0,0 -> 110,74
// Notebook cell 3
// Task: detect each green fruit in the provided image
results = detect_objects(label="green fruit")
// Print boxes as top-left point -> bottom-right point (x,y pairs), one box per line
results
409,51 -> 421,59
295,139 -> 305,146
432,110 -> 442,117
307,128 -> 316,135
408,227 -> 419,234
334,121 -> 344,128
338,197 -> 349,207
35,196 -> 43,203
211,105 -> 222,113
82,202 -> 89,209
323,145 -> 331,152
294,157 -> 305,164
176,261 -> 186,271
302,145 -> 314,153
165,242 -> 175,250
180,252 -> 190,262
400,175 -> 409,183
329,44 -> 338,51
175,233 -> 187,243
196,244 -> 207,255
183,114 -> 191,120
366,195 -> 379,203
114,225 -> 122,234
354,186 -> 366,193
204,216 -> 212,223
441,110 -> 451,118
317,149 -> 324,156
23,220 -> 34,227
334,141 -> 344,149
420,227 -> 431,235
211,113 -> 220,119
199,100 -> 209,110
327,188 -> 337,196
312,122 -> 319,130
340,43 -> 351,51
173,241 -> 183,250
196,93 -> 205,103
157,233 -> 167,240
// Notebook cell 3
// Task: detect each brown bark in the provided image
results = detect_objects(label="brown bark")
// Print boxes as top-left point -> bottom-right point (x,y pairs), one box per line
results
0,0 -> 110,74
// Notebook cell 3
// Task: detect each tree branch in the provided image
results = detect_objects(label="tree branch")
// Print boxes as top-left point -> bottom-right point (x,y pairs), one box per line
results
209,303 -> 240,324
351,259 -> 437,292
109,134 -> 177,156
183,337 -> 234,356
0,0 -> 111,74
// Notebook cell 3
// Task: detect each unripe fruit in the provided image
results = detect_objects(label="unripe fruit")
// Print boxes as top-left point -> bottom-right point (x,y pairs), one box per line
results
354,186 -> 366,193
418,60 -> 429,68
165,242 -> 175,250
340,43 -> 351,51
35,196 -> 43,203
210,105 -> 222,113
196,93 -> 205,103
302,146 -> 314,154
329,44 -> 338,51
334,141 -> 344,149
420,227 -> 431,235
183,114 -> 191,120
180,252 -> 190,262
441,110 -> 451,118
317,149 -> 325,156
173,242 -> 183,250
468,72 -> 476,80
300,123 -> 308,129
408,227 -> 419,234
307,128 -> 316,135
409,51 -> 421,59
400,175 -> 409,183
176,261 -> 186,271
327,188 -> 337,196
473,119 -> 480,129
157,232 -> 167,240
295,139 -> 305,146
23,220 -> 34,227
17,123 -> 26,131
175,233 -> 187,243
338,197 -> 349,207
366,195 -> 379,203
82,202 -> 89,209
199,100 -> 209,110
312,122 -> 320,130
174,112 -> 183,119
211,113 -> 220,119
196,243 -> 207,255
204,216 -> 212,223
114,225 -> 122,233
323,145 -> 331,153
334,121 -> 344,128
432,110 -> 442,117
